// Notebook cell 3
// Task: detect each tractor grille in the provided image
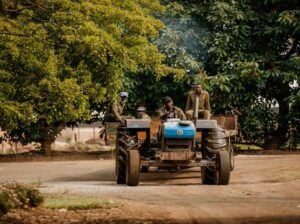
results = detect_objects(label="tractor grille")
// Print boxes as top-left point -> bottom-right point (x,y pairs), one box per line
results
164,138 -> 192,151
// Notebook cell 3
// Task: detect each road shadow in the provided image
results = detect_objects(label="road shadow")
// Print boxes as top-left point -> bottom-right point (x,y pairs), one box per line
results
51,169 -> 202,186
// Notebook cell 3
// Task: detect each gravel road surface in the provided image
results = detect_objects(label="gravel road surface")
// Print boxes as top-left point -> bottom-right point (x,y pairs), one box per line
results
1,155 -> 300,223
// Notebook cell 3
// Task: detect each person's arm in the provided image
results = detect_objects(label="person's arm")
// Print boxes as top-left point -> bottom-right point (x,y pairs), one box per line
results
178,108 -> 186,120
111,101 -> 122,121
185,92 -> 192,112
205,92 -> 211,112
143,114 -> 151,120
158,107 -> 168,119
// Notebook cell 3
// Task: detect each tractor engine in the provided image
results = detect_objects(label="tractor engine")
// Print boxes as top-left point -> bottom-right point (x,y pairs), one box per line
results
162,119 -> 196,151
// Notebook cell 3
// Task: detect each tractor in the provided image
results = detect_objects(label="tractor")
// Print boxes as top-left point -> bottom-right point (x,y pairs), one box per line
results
115,98 -> 235,186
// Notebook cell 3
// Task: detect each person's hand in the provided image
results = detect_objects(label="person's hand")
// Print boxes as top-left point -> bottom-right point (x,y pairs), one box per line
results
120,119 -> 126,126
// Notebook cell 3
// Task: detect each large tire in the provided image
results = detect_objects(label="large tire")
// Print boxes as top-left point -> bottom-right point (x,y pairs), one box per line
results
216,150 -> 230,185
126,150 -> 140,186
116,130 -> 138,185
201,166 -> 217,185
205,127 -> 227,153
141,166 -> 149,173
116,146 -> 126,184
201,151 -> 230,185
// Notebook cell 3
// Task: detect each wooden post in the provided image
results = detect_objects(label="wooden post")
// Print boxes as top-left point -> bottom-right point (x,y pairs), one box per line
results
93,124 -> 96,144
78,127 -> 80,142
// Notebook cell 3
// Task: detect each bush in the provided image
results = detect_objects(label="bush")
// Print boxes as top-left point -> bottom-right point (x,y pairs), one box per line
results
0,184 -> 43,215
239,103 -> 277,144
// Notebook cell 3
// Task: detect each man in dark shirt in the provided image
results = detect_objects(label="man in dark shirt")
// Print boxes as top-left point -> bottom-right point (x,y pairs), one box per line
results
158,96 -> 186,121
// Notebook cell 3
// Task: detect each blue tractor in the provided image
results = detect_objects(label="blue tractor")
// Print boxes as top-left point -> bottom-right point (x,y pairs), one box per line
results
116,104 -> 232,186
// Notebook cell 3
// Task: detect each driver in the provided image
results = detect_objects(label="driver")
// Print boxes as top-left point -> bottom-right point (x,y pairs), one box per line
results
158,96 -> 186,121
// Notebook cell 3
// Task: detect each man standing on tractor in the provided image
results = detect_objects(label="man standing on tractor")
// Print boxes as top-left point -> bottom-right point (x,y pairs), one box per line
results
104,92 -> 128,126
185,83 -> 211,120
158,96 -> 186,121
136,106 -> 151,120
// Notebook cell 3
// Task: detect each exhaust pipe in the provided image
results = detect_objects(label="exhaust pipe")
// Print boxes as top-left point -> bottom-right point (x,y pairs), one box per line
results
192,96 -> 200,151
193,96 -> 199,126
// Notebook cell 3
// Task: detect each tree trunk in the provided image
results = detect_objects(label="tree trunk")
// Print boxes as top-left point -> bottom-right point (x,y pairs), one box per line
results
265,94 -> 290,150
277,99 -> 289,136
0,0 -> 4,14
40,138 -> 54,155
38,119 -> 65,155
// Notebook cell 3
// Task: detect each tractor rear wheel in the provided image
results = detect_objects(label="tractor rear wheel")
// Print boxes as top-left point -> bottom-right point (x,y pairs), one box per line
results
141,166 -> 149,173
201,166 -> 217,185
116,146 -> 126,184
116,130 -> 138,185
126,150 -> 140,186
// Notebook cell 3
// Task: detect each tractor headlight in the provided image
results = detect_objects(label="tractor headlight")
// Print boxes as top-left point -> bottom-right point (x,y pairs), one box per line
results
216,139 -> 226,145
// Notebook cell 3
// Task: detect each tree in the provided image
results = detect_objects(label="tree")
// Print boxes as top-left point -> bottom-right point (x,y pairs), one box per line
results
123,2 -> 204,115
192,0 -> 300,145
143,0 -> 299,145
0,0 -> 174,154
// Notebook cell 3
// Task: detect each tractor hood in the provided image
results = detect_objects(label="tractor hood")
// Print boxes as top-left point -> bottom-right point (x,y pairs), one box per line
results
163,121 -> 196,139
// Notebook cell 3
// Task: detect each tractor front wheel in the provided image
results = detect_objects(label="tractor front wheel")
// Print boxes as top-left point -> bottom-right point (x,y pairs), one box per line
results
201,150 -> 230,185
216,150 -> 230,185
126,150 -> 140,186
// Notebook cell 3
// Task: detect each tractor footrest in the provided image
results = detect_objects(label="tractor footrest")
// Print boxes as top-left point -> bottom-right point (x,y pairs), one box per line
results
155,151 -> 195,161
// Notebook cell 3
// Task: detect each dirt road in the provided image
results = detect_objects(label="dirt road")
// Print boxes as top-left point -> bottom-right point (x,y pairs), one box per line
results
1,155 -> 300,223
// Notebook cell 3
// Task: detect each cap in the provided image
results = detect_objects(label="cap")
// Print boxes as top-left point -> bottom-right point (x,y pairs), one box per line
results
163,96 -> 172,103
136,106 -> 146,112
119,92 -> 128,97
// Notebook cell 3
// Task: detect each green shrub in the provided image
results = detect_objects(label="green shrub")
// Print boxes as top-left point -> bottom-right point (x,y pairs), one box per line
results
0,184 -> 43,215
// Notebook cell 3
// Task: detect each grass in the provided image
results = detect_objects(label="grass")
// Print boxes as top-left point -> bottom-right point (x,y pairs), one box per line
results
234,143 -> 263,151
42,195 -> 116,210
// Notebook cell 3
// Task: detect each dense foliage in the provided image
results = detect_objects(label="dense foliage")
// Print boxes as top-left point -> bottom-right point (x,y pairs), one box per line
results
126,0 -> 300,144
0,0 -> 180,153
192,0 -> 299,144
0,0 -> 299,148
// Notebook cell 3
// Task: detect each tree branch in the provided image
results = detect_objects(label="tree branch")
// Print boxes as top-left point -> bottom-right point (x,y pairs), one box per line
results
24,0 -> 47,11
4,6 -> 34,12
0,32 -> 30,37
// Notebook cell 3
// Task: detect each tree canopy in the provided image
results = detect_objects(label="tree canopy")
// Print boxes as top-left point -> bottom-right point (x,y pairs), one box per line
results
126,0 -> 300,144
0,0 -> 299,150
192,0 -> 300,144
0,0 -> 181,153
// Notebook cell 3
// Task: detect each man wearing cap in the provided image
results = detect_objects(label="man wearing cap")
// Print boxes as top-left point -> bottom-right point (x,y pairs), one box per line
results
185,83 -> 211,120
104,92 -> 128,125
158,96 -> 186,121
136,106 -> 151,120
